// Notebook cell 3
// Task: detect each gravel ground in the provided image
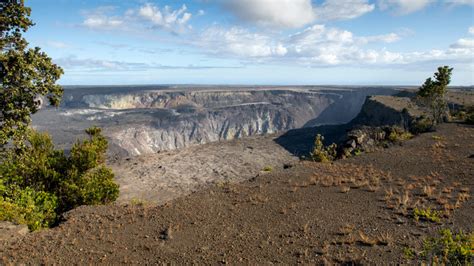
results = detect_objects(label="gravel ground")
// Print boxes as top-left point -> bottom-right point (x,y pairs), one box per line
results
0,123 -> 472,264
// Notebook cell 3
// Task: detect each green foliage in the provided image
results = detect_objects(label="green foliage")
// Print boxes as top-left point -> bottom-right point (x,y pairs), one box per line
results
1,0 -> 64,149
421,229 -> 473,265
403,247 -> 415,260
0,2 -> 118,231
0,186 -> 58,231
462,106 -> 474,125
411,116 -> 434,134
310,134 -> 338,162
413,207 -> 441,223
353,148 -> 362,156
0,128 -> 119,230
387,127 -> 413,142
70,126 -> 108,172
262,166 -> 272,172
416,66 -> 453,128
450,105 -> 474,125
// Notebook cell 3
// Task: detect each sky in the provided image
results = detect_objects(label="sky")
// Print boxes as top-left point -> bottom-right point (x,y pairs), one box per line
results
24,0 -> 474,85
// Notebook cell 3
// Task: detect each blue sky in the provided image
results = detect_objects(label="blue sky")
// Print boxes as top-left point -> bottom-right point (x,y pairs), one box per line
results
25,0 -> 474,85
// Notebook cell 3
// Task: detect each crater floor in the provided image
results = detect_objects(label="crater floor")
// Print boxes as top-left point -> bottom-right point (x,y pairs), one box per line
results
110,133 -> 298,204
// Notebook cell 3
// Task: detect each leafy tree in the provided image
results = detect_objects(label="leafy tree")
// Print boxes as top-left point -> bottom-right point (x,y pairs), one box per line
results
417,66 -> 453,127
0,0 -> 63,149
0,2 -> 119,230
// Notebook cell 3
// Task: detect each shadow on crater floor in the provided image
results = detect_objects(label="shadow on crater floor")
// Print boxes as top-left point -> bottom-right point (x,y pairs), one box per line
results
274,124 -> 350,157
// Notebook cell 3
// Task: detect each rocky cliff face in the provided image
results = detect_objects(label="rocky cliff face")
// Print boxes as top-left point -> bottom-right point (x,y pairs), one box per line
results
350,95 -> 426,129
274,94 -> 422,156
96,90 -> 334,156
33,86 -> 398,157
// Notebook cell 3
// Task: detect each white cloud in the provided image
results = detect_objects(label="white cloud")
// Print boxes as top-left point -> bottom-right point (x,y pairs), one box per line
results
286,25 -> 355,65
313,0 -> 375,21
285,25 -> 401,67
81,6 -> 124,30
378,0 -> 434,14
360,33 -> 401,43
450,38 -> 474,49
446,0 -> 474,6
199,26 -> 288,57
81,4 -> 194,33
469,26 -> 474,35
137,3 -> 192,32
223,0 -> 315,29
197,24 -> 473,68
54,56 -> 242,72
83,17 -> 123,29
221,0 -> 373,29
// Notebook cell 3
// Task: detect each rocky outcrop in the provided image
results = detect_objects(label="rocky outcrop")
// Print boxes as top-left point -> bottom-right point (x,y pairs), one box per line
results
336,96 -> 428,157
275,94 -> 426,157
339,126 -> 413,158
350,95 -> 424,129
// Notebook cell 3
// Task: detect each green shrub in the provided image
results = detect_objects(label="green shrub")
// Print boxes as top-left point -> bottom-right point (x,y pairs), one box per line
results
403,247 -> 415,259
421,229 -> 473,265
78,166 -> 119,205
310,134 -> 337,162
0,127 -> 119,230
411,116 -> 433,134
353,148 -> 362,156
388,127 -> 413,142
451,105 -> 474,125
413,208 -> 441,223
262,166 -> 272,172
0,187 -> 58,231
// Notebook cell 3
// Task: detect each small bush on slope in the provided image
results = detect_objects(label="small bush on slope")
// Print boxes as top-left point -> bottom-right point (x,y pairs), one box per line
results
421,229 -> 473,265
463,106 -> 474,125
0,127 -> 119,230
310,134 -> 337,162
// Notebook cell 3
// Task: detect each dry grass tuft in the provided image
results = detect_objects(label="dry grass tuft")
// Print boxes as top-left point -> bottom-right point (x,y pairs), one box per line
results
442,187 -> 454,194
340,186 -> 351,193
357,231 -> 377,246
366,185 -> 379,192
457,192 -> 470,203
422,185 -> 435,197
384,187 -> 394,200
337,224 -> 355,236
315,242 -> 330,255
376,232 -> 392,246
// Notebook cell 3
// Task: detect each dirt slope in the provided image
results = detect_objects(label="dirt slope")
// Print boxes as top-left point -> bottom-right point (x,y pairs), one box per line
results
0,123 -> 473,264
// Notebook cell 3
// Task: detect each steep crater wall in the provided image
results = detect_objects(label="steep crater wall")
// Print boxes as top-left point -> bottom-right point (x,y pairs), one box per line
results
33,87 -> 397,157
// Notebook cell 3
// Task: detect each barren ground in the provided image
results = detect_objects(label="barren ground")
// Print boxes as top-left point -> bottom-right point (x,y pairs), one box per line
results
110,134 -> 297,204
0,123 -> 473,264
